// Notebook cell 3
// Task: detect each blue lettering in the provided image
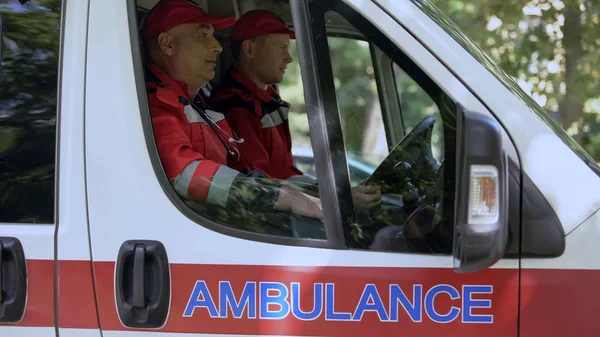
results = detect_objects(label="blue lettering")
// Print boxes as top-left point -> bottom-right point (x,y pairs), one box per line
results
183,280 -> 218,317
353,284 -> 389,321
219,281 -> 256,319
291,282 -> 323,321
389,284 -> 422,322
184,280 -> 493,324
462,286 -> 493,323
259,282 -> 290,319
325,283 -> 352,321
425,285 -> 460,323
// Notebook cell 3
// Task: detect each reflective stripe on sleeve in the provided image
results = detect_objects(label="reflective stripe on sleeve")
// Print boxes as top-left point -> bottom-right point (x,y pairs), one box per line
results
172,160 -> 221,201
173,160 -> 201,198
206,165 -> 241,207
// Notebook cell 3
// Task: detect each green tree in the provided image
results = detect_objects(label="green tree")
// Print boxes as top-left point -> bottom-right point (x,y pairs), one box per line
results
430,0 -> 600,161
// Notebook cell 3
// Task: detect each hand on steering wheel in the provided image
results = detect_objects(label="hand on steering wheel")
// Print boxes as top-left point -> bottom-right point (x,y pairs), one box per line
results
351,185 -> 382,209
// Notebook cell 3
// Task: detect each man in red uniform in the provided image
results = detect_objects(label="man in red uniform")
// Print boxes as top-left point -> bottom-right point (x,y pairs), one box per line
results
140,0 -> 323,230
210,9 -> 381,208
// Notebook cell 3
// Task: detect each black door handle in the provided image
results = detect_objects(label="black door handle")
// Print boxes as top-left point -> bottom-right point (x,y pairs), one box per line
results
115,240 -> 170,329
0,237 -> 27,323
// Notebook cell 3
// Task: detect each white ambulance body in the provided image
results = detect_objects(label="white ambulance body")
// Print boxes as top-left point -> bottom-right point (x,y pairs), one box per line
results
0,0 -> 599,336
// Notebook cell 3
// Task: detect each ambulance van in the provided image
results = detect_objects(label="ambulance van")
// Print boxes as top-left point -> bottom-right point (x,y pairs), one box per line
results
1,0 -> 599,336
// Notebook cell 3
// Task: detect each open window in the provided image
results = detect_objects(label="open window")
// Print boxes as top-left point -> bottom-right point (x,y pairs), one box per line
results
130,0 -> 460,253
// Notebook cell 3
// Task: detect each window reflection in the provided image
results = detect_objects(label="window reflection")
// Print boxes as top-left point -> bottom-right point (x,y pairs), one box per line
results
0,0 -> 62,223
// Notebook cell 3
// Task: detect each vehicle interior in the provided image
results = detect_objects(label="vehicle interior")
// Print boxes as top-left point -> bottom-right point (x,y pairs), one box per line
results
134,0 -> 454,253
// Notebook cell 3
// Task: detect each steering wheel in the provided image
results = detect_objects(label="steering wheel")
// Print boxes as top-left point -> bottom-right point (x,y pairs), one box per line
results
364,115 -> 438,197
351,116 -> 444,248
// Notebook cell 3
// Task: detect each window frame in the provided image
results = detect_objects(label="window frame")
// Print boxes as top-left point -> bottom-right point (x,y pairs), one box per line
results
55,0 -> 67,226
371,45 -> 405,148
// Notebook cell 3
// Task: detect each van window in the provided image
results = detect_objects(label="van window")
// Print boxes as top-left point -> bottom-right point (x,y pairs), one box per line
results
136,1 -> 326,241
132,0 -> 456,251
0,0 -> 62,224
323,10 -> 456,254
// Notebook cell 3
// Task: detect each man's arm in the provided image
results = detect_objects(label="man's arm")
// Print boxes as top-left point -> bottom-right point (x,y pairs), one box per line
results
150,104 -> 278,209
150,103 -> 322,218
151,108 -> 229,203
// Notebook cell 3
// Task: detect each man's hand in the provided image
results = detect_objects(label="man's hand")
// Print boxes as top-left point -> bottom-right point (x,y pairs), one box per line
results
351,185 -> 382,208
275,186 -> 323,219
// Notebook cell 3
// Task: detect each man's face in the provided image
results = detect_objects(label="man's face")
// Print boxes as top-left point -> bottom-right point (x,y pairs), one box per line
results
250,33 -> 293,85
168,23 -> 223,84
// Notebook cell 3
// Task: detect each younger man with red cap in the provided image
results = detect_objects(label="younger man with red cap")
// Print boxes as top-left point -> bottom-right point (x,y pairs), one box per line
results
210,9 -> 382,209
210,10 -> 300,180
140,0 -> 324,233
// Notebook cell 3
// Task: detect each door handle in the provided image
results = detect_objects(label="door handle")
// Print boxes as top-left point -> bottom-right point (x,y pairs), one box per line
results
0,237 -> 27,323
115,240 -> 170,329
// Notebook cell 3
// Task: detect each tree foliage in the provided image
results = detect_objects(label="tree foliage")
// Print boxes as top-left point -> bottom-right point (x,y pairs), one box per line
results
430,0 -> 600,161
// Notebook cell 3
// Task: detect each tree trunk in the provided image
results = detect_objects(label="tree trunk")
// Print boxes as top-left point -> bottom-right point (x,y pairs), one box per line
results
559,0 -> 585,143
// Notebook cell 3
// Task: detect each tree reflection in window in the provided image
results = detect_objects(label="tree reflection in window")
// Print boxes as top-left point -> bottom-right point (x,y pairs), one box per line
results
0,0 -> 61,223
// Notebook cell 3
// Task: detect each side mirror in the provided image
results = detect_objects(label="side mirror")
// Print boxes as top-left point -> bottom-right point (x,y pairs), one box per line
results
453,104 -> 508,273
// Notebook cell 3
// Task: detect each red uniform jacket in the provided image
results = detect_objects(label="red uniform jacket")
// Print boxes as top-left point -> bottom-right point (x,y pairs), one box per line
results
210,67 -> 303,179
145,61 -> 278,210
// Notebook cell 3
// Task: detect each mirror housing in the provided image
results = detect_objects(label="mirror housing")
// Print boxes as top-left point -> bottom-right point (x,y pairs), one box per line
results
453,104 -> 508,273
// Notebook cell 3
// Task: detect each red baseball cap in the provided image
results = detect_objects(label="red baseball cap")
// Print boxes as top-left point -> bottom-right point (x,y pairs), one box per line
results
140,0 -> 236,39
230,10 -> 295,42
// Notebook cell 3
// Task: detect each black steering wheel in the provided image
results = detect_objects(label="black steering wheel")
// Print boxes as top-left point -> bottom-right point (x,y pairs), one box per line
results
364,115 -> 439,198
351,116 -> 445,249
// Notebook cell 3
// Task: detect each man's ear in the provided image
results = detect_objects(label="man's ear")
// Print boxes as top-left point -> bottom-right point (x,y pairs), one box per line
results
157,32 -> 175,56
241,39 -> 254,59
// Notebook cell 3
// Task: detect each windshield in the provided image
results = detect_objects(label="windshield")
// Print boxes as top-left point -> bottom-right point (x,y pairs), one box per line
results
410,0 -> 599,171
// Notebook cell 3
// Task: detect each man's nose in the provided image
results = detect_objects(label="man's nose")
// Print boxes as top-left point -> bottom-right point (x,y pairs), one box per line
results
284,51 -> 293,64
211,37 -> 223,54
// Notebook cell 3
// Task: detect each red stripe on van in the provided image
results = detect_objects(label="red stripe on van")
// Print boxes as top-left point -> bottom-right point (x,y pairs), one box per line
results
0,259 -> 55,327
57,260 -> 99,329
520,268 -> 600,337
5,259 -> 600,337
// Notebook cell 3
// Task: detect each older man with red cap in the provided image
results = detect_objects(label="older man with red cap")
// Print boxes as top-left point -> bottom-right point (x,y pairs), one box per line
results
210,9 -> 381,209
140,0 -> 324,231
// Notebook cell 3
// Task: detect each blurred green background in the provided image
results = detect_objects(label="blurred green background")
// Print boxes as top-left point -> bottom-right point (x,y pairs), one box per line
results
280,0 -> 600,164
